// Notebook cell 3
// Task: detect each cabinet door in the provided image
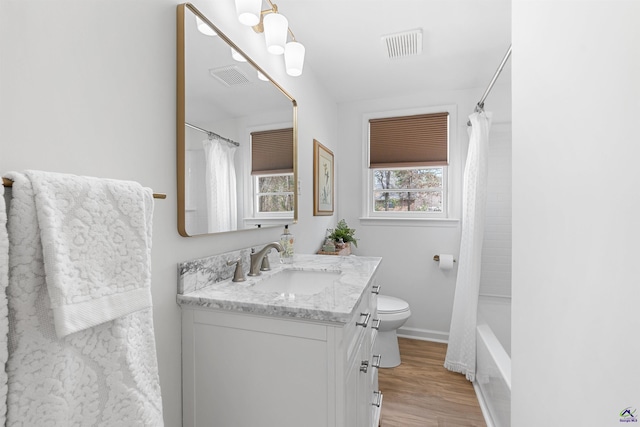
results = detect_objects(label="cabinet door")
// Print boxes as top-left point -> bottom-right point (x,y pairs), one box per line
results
185,311 -> 329,427
357,351 -> 371,426
344,353 -> 359,427
346,337 -> 373,427
370,371 -> 383,427
344,290 -> 375,427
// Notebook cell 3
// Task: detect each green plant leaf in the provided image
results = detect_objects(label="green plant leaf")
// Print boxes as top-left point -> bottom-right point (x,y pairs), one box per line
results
328,219 -> 358,247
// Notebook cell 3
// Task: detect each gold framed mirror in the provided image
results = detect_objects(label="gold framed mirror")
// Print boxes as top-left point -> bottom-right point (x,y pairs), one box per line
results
177,3 -> 297,237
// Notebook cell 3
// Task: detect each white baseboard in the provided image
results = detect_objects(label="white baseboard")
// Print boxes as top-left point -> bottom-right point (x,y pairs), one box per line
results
397,326 -> 449,343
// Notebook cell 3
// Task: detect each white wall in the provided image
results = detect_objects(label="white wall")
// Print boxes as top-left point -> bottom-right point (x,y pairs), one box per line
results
336,83 -> 511,341
0,1 -> 338,425
189,0 -> 341,252
513,1 -> 640,425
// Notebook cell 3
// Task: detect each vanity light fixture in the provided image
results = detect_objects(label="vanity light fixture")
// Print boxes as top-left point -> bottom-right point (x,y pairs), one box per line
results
196,16 -> 217,36
231,48 -> 247,62
284,41 -> 305,76
234,0 -> 305,76
234,0 -> 262,26
263,12 -> 288,55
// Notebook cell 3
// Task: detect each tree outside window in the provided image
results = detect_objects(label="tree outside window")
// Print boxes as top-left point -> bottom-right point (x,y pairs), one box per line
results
255,174 -> 294,214
373,167 -> 443,212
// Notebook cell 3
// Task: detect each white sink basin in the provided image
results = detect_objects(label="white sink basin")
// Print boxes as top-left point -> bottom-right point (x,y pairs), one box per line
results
255,269 -> 341,294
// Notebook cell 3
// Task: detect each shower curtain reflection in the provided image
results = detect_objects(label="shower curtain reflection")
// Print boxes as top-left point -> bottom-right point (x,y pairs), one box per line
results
203,139 -> 238,233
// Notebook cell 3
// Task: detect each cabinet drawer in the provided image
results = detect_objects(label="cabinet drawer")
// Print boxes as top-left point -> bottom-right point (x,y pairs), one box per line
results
344,290 -> 372,363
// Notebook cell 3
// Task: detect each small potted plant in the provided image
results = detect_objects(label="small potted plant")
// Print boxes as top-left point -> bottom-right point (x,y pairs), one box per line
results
329,219 -> 358,251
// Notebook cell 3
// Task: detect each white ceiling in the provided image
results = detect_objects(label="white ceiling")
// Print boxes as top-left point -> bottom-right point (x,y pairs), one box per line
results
273,0 -> 512,103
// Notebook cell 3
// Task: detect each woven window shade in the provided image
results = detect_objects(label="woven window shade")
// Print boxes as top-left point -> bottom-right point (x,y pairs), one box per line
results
369,112 -> 449,168
251,128 -> 294,175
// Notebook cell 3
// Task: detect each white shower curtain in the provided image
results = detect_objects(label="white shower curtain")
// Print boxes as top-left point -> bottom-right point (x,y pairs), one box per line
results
444,110 -> 492,381
203,139 -> 238,233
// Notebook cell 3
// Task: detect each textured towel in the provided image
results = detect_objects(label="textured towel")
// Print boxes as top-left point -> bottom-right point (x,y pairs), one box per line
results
5,172 -> 164,426
0,185 -> 9,425
25,170 -> 154,338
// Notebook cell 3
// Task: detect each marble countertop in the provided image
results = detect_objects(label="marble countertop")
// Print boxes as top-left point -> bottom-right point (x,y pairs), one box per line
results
177,254 -> 382,324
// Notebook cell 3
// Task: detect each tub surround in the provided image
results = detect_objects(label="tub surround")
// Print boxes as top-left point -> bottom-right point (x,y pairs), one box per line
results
177,252 -> 382,323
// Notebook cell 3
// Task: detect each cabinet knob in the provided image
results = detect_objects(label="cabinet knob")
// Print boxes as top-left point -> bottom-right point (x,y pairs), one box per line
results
371,284 -> 381,295
372,354 -> 382,369
360,360 -> 369,373
356,312 -> 371,328
372,390 -> 383,407
372,318 -> 381,330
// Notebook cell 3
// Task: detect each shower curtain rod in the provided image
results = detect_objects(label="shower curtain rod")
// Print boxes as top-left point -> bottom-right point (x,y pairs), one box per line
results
2,177 -> 167,199
475,44 -> 512,112
185,122 -> 240,147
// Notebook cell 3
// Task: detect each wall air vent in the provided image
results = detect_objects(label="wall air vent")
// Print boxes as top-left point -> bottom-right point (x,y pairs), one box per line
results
381,29 -> 423,59
209,65 -> 251,87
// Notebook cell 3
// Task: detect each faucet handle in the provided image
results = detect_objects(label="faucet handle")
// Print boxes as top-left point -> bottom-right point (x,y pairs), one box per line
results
227,259 -> 246,282
261,255 -> 271,271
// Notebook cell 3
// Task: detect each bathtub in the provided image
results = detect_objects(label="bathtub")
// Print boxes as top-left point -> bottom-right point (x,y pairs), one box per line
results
474,295 -> 511,427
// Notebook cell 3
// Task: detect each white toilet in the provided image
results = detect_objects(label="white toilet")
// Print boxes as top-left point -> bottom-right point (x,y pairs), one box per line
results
374,295 -> 411,368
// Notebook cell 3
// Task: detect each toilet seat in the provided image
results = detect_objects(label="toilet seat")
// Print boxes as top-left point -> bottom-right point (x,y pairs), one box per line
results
377,295 -> 410,314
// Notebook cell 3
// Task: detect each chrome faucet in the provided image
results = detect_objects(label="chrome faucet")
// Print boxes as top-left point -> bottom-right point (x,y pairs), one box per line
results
249,242 -> 284,276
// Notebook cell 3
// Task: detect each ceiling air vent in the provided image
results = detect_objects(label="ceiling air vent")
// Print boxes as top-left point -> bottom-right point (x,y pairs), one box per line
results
209,65 -> 251,87
381,29 -> 423,59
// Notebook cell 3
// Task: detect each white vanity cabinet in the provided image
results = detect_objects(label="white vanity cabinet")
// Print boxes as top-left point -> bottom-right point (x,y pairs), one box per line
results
181,280 -> 382,427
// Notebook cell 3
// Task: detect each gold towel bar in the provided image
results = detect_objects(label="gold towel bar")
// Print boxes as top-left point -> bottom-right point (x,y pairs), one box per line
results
2,177 -> 167,200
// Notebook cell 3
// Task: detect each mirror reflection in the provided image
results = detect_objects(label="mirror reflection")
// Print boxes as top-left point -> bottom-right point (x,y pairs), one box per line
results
177,3 -> 297,237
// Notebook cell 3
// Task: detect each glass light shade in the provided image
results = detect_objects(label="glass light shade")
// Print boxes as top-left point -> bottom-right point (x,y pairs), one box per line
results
257,71 -> 269,81
235,0 -> 262,26
263,13 -> 288,55
231,48 -> 247,62
195,16 -> 217,36
285,41 -> 305,76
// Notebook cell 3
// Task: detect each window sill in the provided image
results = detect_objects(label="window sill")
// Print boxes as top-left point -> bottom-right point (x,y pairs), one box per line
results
243,217 -> 295,228
359,217 -> 460,227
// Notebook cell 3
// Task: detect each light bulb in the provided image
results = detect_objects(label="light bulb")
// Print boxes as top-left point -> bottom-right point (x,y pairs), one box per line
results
195,16 -> 216,36
263,13 -> 288,55
235,0 -> 262,26
285,41 -> 305,76
231,48 -> 247,62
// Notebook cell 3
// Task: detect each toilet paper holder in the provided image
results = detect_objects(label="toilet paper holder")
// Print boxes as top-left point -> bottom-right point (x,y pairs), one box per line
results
433,255 -> 456,262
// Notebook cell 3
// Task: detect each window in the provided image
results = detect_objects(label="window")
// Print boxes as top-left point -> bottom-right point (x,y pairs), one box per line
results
251,128 -> 294,216
373,167 -> 444,213
367,110 -> 450,218
253,174 -> 294,215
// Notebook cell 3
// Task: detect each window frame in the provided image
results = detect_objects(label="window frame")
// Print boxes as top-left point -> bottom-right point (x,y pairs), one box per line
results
241,121 -> 296,227
252,172 -> 295,219
362,104 -> 458,224
370,165 -> 448,218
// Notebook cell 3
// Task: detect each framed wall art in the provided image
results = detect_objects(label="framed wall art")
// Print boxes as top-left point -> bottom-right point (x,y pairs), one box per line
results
313,139 -> 334,216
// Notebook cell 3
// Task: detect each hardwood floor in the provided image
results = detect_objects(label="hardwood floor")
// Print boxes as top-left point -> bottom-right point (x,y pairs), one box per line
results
378,338 -> 486,427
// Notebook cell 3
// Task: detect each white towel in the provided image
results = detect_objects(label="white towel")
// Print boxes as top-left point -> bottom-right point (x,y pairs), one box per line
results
25,170 -> 154,338
0,185 -> 9,425
5,172 -> 164,426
